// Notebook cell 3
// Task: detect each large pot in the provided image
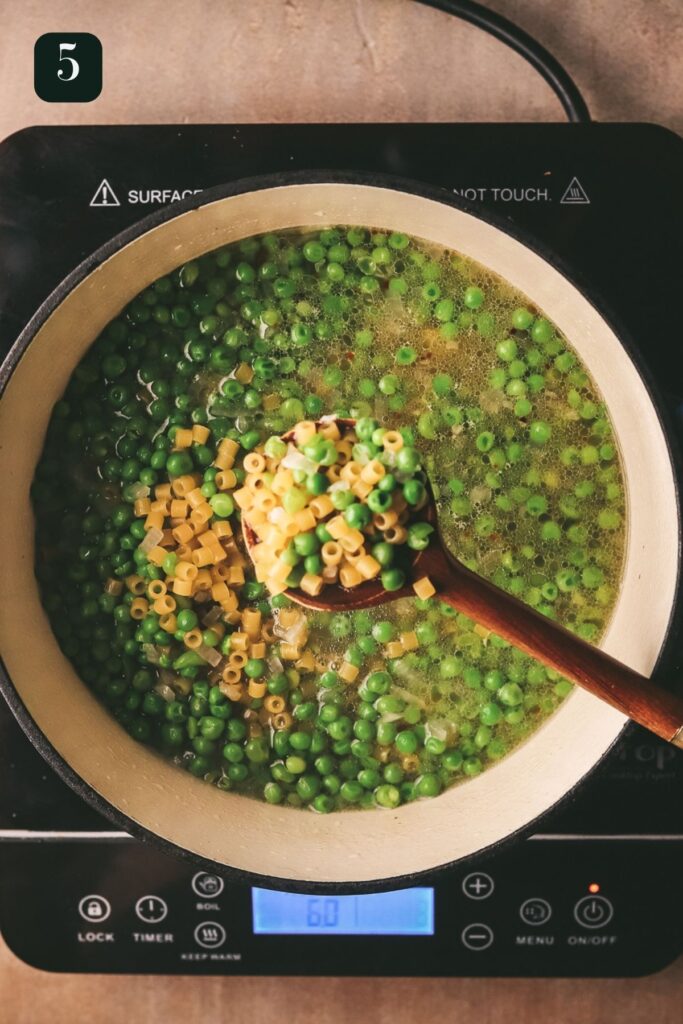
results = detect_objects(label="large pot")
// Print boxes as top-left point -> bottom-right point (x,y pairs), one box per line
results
0,177 -> 678,889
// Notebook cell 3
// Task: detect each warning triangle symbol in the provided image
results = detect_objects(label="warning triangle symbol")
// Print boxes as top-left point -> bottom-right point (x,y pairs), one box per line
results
560,176 -> 590,205
89,178 -> 121,208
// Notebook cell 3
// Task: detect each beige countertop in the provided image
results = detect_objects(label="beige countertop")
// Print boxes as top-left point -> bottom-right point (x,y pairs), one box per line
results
0,1 -> 681,1019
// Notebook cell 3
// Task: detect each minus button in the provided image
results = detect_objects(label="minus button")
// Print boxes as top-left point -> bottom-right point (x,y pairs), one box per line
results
461,923 -> 494,950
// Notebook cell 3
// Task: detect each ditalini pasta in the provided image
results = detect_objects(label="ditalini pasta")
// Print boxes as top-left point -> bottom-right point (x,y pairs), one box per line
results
241,419 -> 434,599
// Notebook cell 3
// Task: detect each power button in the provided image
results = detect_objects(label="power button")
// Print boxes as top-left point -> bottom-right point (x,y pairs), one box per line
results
573,895 -> 613,929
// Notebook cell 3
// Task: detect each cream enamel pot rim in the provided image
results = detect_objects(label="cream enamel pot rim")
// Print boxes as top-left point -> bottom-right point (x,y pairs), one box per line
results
0,174 -> 679,892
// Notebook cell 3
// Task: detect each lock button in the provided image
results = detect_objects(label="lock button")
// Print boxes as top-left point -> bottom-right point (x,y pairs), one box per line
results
78,894 -> 111,922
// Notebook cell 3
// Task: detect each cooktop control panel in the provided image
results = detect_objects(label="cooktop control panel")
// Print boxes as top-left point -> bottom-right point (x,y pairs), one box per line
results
0,836 -> 679,976
0,123 -> 682,977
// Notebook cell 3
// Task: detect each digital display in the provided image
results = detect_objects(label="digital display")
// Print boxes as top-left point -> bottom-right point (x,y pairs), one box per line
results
252,887 -> 434,936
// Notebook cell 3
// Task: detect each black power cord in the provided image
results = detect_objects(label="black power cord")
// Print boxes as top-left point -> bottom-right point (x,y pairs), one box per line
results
415,0 -> 591,123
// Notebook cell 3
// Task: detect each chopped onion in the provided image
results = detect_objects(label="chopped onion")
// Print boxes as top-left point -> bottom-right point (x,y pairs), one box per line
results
208,660 -> 228,683
469,485 -> 492,505
142,643 -> 161,665
479,388 -> 507,415
202,604 -> 223,626
391,659 -> 416,680
281,444 -> 317,475
196,644 -> 222,667
138,527 -> 163,554
385,292 -> 405,316
273,610 -> 308,645
172,676 -> 192,697
425,719 -> 452,742
328,481 -> 350,494
154,682 -> 176,703
268,655 -> 284,674
390,685 -> 427,708
274,618 -> 308,645
128,483 -> 151,501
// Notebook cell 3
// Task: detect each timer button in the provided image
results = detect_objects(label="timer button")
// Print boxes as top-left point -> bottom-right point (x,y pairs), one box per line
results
574,895 -> 613,929
135,895 -> 168,924
462,872 -> 495,900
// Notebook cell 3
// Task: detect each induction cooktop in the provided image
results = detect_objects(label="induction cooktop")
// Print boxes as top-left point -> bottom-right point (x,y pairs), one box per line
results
0,123 -> 681,977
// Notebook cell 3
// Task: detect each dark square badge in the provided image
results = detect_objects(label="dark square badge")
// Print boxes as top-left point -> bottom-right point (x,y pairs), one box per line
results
34,33 -> 102,102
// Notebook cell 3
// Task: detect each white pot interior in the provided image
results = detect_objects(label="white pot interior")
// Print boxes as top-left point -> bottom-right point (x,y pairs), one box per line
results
0,183 -> 678,884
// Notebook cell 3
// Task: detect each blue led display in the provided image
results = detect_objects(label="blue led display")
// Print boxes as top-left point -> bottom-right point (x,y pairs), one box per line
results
252,887 -> 434,936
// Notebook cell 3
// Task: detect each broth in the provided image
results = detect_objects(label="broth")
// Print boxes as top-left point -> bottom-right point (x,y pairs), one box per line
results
32,226 -> 626,812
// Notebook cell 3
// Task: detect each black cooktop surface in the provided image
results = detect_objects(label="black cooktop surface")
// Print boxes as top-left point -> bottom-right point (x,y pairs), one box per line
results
0,124 -> 681,977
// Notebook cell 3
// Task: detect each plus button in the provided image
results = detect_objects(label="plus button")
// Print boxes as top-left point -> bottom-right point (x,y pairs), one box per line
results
462,872 -> 495,900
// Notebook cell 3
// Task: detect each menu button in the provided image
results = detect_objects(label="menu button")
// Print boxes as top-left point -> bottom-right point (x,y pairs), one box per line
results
519,898 -> 552,926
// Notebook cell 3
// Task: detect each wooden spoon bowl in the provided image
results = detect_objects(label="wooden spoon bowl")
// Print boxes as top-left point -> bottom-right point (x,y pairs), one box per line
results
242,418 -> 683,748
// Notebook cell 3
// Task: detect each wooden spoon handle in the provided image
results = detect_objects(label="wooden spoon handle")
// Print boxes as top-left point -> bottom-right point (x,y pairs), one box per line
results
420,548 -> 683,747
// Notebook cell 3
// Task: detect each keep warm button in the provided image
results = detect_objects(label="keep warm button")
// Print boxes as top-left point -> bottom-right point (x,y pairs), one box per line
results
573,896 -> 614,929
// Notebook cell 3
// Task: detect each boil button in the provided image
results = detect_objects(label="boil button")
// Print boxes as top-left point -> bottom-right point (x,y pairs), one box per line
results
192,872 -> 224,899
573,896 -> 613,929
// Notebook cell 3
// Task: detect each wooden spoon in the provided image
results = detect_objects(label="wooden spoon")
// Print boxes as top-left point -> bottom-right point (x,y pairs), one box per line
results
243,419 -> 683,748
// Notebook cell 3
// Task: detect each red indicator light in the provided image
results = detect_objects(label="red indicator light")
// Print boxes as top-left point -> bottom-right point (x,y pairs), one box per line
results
588,883 -> 600,893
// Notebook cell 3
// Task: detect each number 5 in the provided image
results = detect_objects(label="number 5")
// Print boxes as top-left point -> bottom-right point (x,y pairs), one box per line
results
57,42 -> 79,81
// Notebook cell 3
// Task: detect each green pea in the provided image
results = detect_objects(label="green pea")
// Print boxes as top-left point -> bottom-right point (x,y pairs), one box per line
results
395,730 -> 418,755
511,307 -> 533,330
368,622 -> 393,646
464,286 -> 484,309
480,702 -> 503,726
375,784 -> 401,808
395,346 -> 417,366
531,318 -> 553,343
417,411 -> 439,439
415,773 -> 441,797
496,338 -> 518,362
381,568 -> 406,592
358,768 -> 381,790
264,782 -> 283,804
529,421 -> 552,445
209,493 -> 234,518
498,683 -> 524,706
340,780 -> 363,803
